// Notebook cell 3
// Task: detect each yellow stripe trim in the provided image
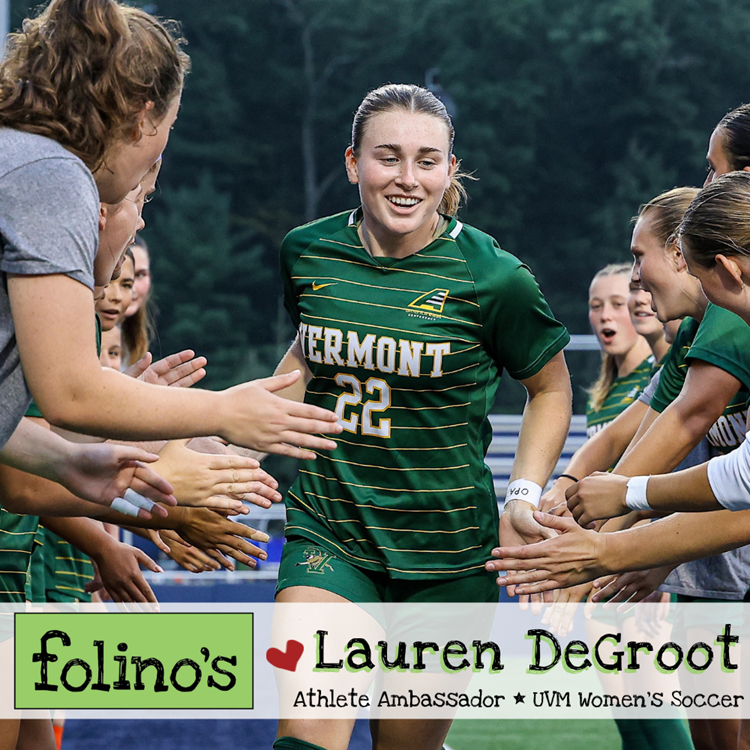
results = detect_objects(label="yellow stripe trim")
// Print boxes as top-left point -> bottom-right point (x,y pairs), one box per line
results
305,254 -> 473,284
293,275 -> 479,307
330,436 -> 467,452
292,492 -> 476,514
300,294 -> 482,328
390,422 -> 469,431
300,313 -> 477,343
310,451 -> 470,472
299,469 -> 473,493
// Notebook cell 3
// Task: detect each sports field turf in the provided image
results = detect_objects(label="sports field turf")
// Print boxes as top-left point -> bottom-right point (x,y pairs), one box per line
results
446,719 -> 621,750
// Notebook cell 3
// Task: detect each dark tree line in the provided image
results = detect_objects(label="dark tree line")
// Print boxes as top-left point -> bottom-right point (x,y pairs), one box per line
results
10,0 -> 750,408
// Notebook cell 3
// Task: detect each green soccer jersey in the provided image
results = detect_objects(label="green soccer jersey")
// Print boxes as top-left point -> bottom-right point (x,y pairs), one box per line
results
40,528 -> 93,603
0,507 -> 39,603
585,355 -> 655,438
280,210 -> 569,579
651,305 -> 750,454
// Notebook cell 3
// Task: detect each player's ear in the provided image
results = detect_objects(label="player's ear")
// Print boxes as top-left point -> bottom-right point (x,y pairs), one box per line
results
345,146 -> 359,184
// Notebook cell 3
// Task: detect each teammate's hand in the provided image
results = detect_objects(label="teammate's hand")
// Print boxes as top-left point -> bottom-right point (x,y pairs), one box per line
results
154,439 -> 281,510
590,565 -> 674,610
488,511 -> 609,594
566,472 -> 629,526
58,442 -> 176,519
498,500 -> 559,598
126,349 -> 207,388
219,371 -> 342,459
541,581 -> 594,636
157,529 -> 221,573
90,540 -> 163,604
172,507 -> 270,568
539,477 -> 575,515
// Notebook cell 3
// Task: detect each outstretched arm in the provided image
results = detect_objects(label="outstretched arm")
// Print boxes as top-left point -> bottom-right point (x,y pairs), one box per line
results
487,508 -> 750,594
500,352 -> 572,546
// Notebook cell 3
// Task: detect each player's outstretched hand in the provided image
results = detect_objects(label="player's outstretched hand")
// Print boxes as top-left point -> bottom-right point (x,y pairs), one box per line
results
155,439 -> 281,510
220,371 -> 342,459
157,529 -> 221,573
173,507 -> 270,568
488,511 -> 608,595
541,581 -> 594,636
538,477 -> 575,515
590,565 -> 674,610
126,350 -> 208,388
91,540 -> 163,604
565,472 -> 629,527
59,442 -> 176,519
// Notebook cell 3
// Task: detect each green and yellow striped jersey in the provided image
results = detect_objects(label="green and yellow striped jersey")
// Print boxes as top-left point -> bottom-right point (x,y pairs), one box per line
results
586,355 -> 655,438
0,507 -> 38,603
652,305 -> 750,454
281,210 -> 569,579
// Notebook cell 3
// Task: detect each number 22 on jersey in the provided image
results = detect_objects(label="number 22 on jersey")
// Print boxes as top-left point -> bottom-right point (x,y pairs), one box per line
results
334,374 -> 391,438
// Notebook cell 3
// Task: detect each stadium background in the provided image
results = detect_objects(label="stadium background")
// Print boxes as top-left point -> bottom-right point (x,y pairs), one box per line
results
5,0 -> 750,747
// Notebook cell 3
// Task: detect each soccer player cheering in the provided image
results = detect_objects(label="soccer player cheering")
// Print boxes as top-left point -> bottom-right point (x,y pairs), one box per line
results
270,83 -> 572,750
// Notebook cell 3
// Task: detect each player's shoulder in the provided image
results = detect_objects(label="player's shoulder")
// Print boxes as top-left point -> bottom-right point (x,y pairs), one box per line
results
281,210 -> 355,257
453,220 -> 534,287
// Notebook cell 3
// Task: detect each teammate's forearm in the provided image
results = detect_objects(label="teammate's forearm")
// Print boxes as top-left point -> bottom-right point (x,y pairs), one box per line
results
603,509 -> 750,573
566,400 -> 647,479
0,419 -> 77,484
646,464 -> 720,512
38,516 -> 112,561
614,404 -> 711,476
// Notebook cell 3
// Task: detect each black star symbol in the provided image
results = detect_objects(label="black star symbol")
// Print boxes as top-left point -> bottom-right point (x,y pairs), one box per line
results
514,693 -> 525,704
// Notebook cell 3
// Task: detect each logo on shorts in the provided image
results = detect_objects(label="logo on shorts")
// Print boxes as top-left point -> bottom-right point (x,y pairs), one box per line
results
296,547 -> 335,574
312,281 -> 337,291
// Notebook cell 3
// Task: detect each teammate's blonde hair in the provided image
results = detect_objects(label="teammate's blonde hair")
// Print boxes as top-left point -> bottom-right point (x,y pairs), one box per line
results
635,186 -> 700,249
587,263 -> 633,413
0,0 -> 189,171
351,83 -> 472,217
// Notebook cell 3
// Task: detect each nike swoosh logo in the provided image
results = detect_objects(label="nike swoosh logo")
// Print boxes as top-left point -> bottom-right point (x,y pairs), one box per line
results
312,282 -> 337,291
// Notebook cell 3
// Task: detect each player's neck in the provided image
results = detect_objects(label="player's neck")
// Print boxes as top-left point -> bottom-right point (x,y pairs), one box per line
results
359,214 -> 444,260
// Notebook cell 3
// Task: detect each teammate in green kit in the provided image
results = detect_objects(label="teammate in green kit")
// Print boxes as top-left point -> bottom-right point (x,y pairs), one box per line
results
585,263 -> 656,439
271,84 -> 572,750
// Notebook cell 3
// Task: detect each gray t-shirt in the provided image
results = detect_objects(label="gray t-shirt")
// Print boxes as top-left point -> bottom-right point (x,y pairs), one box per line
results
640,367 -> 750,599
0,128 -> 98,448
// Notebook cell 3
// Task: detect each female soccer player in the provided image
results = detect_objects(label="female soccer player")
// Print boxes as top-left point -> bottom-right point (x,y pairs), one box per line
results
271,83 -> 572,750
0,0 -> 340,504
585,263 -> 655,440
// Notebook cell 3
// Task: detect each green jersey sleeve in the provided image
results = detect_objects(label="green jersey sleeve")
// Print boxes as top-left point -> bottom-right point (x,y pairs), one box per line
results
463,230 -> 569,380
650,317 -> 700,413
687,303 -> 750,391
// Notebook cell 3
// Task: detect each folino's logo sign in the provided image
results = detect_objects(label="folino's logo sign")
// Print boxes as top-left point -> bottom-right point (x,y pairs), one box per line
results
15,612 -> 254,710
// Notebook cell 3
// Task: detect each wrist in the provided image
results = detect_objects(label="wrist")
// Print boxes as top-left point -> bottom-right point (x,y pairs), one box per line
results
505,479 -> 543,508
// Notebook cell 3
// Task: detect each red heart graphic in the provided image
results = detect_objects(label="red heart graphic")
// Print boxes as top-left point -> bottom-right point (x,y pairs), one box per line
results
266,639 -> 304,672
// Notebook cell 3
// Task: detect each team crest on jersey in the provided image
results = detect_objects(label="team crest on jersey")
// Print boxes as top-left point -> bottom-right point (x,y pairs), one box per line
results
295,547 -> 335,574
407,289 -> 449,318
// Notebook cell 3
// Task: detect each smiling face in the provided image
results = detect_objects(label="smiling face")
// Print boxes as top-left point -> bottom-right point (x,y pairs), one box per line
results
588,273 -> 642,356
627,281 -> 661,337
96,253 -> 135,332
630,213 -> 704,322
94,95 -> 179,204
345,110 -> 456,256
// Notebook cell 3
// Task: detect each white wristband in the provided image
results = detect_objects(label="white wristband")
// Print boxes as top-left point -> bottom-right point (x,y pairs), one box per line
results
625,475 -> 652,511
505,479 -> 543,508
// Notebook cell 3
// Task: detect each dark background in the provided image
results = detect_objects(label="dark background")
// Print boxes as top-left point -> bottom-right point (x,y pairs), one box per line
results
12,0 -> 750,408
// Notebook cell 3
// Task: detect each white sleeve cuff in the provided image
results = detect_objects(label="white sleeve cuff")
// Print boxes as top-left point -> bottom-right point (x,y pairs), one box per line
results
707,433 -> 750,511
